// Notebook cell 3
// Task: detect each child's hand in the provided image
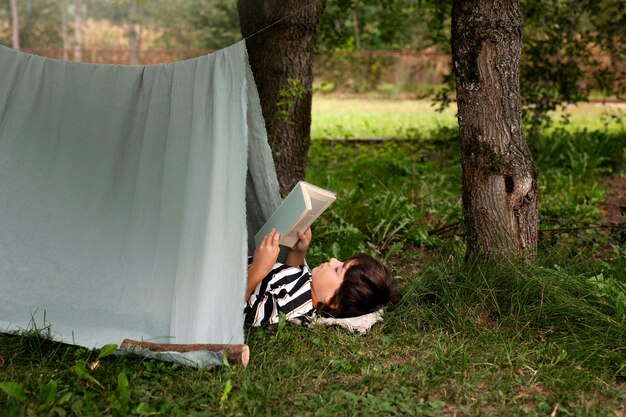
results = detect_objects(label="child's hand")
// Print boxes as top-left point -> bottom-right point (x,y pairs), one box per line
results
291,228 -> 312,254
249,229 -> 280,280
285,228 -> 311,267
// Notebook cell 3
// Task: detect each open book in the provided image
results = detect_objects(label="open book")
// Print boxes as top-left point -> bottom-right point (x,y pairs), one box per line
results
255,181 -> 336,248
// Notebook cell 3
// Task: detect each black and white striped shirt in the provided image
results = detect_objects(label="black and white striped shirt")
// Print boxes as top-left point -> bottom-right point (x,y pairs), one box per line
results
244,260 -> 315,326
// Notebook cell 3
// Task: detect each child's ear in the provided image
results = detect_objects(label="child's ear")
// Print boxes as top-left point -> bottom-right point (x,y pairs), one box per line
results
326,295 -> 339,309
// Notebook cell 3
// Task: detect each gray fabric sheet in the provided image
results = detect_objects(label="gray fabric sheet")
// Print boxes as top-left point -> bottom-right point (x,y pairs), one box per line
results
115,347 -> 225,368
0,41 -> 281,348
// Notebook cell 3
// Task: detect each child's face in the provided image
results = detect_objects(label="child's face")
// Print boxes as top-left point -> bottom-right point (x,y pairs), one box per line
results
311,258 -> 352,305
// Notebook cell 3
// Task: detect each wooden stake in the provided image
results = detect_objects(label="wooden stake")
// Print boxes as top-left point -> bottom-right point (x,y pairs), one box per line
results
119,339 -> 250,367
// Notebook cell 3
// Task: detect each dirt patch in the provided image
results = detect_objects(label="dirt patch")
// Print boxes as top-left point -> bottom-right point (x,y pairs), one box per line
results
600,176 -> 626,225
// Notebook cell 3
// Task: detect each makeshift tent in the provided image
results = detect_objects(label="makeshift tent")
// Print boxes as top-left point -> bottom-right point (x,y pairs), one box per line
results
0,41 -> 281,351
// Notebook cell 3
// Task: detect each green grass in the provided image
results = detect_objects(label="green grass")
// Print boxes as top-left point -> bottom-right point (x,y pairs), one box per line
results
2,97 -> 626,416
311,97 -> 625,139
312,97 -> 457,139
2,254 -> 625,416
549,102 -> 626,133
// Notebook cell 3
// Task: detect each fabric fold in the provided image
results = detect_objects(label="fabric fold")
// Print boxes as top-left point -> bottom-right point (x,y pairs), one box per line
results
0,41 -> 279,348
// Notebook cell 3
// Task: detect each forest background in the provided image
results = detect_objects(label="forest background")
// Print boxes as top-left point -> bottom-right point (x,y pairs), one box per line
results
3,0 -> 623,106
1,0 -> 625,416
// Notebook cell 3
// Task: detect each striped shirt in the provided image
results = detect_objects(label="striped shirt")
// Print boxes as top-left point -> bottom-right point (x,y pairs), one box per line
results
244,259 -> 315,326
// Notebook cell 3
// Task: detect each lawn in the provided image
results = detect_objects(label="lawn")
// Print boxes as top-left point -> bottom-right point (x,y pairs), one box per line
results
1,96 -> 625,416
311,97 -> 625,139
311,97 -> 457,139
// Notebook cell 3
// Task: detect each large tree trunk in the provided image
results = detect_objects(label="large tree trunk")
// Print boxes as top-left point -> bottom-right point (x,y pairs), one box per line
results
451,0 -> 538,261
10,0 -> 19,50
238,0 -> 325,194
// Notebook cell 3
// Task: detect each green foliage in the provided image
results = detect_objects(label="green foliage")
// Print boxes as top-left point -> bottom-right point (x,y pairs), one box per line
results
146,0 -> 240,49
361,192 -> 419,252
72,359 -> 103,387
312,98 -> 458,139
588,272 -> 626,321
425,0 -> 626,128
532,127 -> 626,233
319,0 -> 446,51
0,5 -> 10,46
97,343 -> 119,360
36,380 -> 58,413
305,137 -> 462,264
275,78 -> 308,122
531,127 -> 626,174
3,0 -> 63,48
0,382 -> 27,403
219,379 -> 233,404
306,120 -> 626,265
521,0 -> 626,127
406,253 -> 626,376
2,246 -> 625,415
1,0 -> 241,51
110,372 -> 130,416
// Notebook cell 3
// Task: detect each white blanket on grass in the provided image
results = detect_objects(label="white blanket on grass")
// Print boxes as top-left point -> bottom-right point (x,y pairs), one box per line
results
0,41 -> 280,350
310,311 -> 384,334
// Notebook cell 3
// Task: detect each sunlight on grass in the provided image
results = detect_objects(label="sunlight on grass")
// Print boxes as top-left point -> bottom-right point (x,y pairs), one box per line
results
312,96 -> 625,139
311,97 -> 457,139
551,102 -> 626,132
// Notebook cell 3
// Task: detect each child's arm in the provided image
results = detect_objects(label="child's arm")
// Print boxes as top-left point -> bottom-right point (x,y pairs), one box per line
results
246,229 -> 281,301
285,228 -> 312,267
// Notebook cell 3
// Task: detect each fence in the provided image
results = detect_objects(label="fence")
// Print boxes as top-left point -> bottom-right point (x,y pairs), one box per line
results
21,48 -> 214,65
314,50 -> 449,94
21,48 -> 450,94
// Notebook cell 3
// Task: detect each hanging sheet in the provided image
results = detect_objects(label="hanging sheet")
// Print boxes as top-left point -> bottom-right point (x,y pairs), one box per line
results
0,41 -> 280,348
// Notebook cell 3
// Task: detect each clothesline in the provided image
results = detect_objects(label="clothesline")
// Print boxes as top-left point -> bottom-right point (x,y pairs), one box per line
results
241,0 -> 324,41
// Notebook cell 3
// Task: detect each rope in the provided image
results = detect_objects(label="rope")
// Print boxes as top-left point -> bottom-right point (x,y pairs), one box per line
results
242,0 -> 324,41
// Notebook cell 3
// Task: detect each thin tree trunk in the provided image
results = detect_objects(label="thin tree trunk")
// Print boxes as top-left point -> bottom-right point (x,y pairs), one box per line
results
10,0 -> 20,50
74,0 -> 82,61
351,1 -> 361,50
238,0 -> 326,194
128,0 -> 139,65
451,0 -> 538,261
60,0 -> 69,60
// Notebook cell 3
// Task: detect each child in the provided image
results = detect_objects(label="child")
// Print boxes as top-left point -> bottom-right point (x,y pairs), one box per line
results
245,228 -> 399,326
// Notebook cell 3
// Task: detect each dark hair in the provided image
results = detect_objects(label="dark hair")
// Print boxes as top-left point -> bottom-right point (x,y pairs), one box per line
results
316,253 -> 400,318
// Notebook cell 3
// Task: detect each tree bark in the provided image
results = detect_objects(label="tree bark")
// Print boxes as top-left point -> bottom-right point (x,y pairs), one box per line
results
238,0 -> 326,194
451,0 -> 538,261
10,0 -> 20,50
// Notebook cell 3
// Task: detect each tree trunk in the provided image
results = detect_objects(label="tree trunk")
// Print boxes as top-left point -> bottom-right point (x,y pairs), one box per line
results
238,0 -> 326,194
451,0 -> 538,261
74,0 -> 82,61
128,0 -> 139,65
10,0 -> 19,50
351,1 -> 361,50
60,0 -> 69,60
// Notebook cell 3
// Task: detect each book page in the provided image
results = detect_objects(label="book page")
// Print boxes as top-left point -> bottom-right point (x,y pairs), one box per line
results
288,188 -> 336,242
310,194 -> 333,212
